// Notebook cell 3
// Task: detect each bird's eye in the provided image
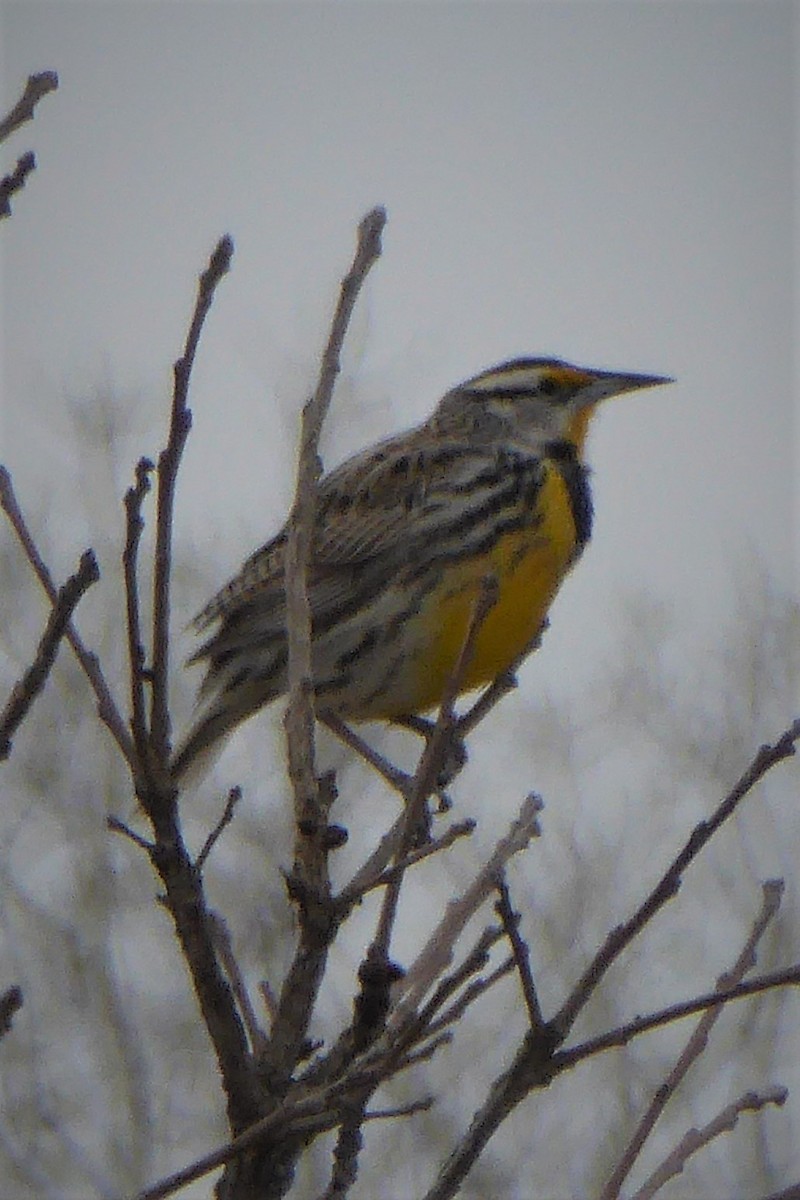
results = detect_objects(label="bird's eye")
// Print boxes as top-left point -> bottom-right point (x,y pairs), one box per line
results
539,376 -> 558,396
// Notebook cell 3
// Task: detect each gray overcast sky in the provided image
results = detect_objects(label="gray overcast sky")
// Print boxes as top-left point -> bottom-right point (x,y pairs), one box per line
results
1,1 -> 795,706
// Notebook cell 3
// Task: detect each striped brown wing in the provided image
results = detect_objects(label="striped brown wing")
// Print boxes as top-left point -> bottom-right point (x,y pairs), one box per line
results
190,430 -> 545,658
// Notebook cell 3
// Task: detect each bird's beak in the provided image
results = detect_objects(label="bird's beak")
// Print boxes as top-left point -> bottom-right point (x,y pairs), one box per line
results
581,369 -> 675,405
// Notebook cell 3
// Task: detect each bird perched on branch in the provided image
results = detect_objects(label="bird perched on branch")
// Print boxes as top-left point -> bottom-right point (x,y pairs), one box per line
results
172,358 -> 671,779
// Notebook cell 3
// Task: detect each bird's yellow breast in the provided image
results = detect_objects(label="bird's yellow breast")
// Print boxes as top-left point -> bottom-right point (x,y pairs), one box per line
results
377,461 -> 581,717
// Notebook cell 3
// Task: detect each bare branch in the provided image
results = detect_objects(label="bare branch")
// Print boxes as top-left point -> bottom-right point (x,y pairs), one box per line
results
107,815 -> 154,852
0,466 -> 135,766
196,786 -> 242,872
411,926 -> 505,1036
630,1086 -> 788,1200
123,457 -> 154,772
495,874 -> 546,1031
336,819 -> 475,913
599,879 -> 785,1200
135,1081 -> 358,1200
393,792 -> 542,1023
363,1097 -> 434,1122
0,72 -> 58,217
556,963 -> 800,1070
0,548 -> 98,759
111,242 -> 262,1137
0,71 -> 58,143
0,151 -> 36,218
283,206 -> 386,831
266,208 -> 385,1091
144,818 -> 259,1133
423,958 -> 515,1041
334,809 -> 409,909
553,718 -> 800,1037
210,912 -> 269,1056
151,235 -> 233,763
372,574 -> 501,965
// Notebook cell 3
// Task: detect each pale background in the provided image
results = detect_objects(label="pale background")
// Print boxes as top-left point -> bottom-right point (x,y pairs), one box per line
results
1,3 -> 798,1198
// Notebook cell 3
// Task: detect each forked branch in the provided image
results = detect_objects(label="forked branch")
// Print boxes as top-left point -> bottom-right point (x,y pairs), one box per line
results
0,466 -> 135,766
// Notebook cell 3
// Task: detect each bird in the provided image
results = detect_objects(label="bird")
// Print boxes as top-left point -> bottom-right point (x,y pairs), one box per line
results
171,357 -> 672,780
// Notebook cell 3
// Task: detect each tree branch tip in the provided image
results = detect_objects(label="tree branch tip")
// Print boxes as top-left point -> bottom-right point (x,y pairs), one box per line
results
365,1096 -> 434,1123
29,70 -> 59,94
359,205 -> 387,242
202,235 -> 234,291
77,548 -> 100,582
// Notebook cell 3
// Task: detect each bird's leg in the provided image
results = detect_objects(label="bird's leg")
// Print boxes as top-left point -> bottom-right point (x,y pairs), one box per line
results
322,713 -> 413,796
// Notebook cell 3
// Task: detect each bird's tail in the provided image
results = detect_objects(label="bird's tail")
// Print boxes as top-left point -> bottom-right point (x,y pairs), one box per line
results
170,704 -> 241,785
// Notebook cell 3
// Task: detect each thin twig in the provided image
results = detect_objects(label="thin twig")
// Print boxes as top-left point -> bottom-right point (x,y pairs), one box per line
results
423,958 -> 515,1041
457,670 -> 518,736
196,786 -> 242,872
495,874 -> 546,1030
372,575 -> 500,965
338,809 -> 410,906
336,819 -> 475,913
107,816 -> 155,852
553,718 -> 800,1037
123,243 -> 261,1136
383,929 -> 511,1070
427,971 -> 799,1200
364,1097 -> 434,1122
630,1086 -> 788,1200
0,466 -> 135,766
0,549 -> 98,759
413,926 -> 504,1033
267,208 -> 386,1092
283,206 -> 387,839
135,1077 -> 362,1200
455,621 -> 548,740
0,71 -> 58,143
123,457 -> 154,771
392,1031 -> 454,1072
0,71 -> 59,218
393,792 -> 543,1024
599,879 -> 785,1200
555,963 -> 800,1071
151,235 -> 233,764
210,912 -> 269,1055
0,151 -> 36,218
258,979 -> 279,1028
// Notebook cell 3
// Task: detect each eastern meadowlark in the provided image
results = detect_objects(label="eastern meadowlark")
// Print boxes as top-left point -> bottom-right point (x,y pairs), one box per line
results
172,358 -> 672,779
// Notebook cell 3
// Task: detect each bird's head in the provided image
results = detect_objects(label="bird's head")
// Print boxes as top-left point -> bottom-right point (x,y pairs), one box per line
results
432,358 -> 673,453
